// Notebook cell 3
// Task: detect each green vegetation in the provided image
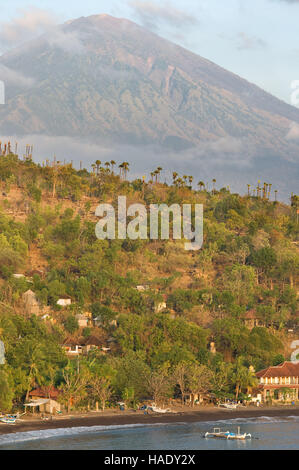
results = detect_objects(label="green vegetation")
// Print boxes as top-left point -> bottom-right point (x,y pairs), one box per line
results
0,153 -> 298,411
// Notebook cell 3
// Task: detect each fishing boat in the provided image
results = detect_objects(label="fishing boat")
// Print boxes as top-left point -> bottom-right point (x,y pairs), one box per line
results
0,416 -> 17,424
218,402 -> 238,410
151,403 -> 172,413
204,427 -> 251,440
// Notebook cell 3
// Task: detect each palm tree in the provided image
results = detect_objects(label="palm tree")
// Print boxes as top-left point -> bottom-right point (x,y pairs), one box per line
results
188,176 -> 193,187
110,160 -> 116,174
172,172 -> 178,185
122,162 -> 130,180
156,167 -> 162,183
231,358 -> 257,400
197,181 -> 205,191
119,162 -> 124,179
268,183 -> 272,200
247,184 -> 251,196
95,160 -> 101,175
212,178 -> 216,194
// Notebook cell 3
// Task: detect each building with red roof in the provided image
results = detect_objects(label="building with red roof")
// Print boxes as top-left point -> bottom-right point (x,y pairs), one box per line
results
256,361 -> 299,402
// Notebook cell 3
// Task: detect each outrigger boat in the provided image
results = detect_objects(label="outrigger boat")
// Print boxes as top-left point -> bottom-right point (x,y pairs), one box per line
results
0,412 -> 25,425
218,402 -> 238,410
0,416 -> 17,424
204,427 -> 251,440
150,404 -> 172,414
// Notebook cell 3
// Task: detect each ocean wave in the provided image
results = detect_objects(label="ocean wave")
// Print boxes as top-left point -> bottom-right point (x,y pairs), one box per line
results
0,414 -> 298,447
0,422 -> 170,447
198,415 -> 299,426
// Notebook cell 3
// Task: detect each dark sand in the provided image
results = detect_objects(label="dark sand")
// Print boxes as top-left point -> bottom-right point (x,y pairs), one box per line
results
1,406 -> 299,436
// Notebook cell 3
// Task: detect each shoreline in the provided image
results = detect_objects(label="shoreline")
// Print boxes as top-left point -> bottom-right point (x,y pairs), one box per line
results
1,406 -> 299,437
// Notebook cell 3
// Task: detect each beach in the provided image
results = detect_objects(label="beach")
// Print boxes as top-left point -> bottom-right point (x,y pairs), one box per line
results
1,405 -> 299,436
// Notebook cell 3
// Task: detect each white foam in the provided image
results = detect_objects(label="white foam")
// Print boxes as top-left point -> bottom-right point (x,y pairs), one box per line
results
0,422 -> 168,447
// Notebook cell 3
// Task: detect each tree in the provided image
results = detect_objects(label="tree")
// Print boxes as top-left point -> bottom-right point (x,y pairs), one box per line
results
95,160 -> 102,175
0,368 -> 14,411
250,247 -> 277,283
60,362 -> 88,413
144,365 -> 173,405
64,315 -> 79,334
211,362 -> 232,397
187,364 -> 213,406
89,374 -> 113,411
197,181 -> 205,191
173,361 -> 191,404
231,357 -> 257,399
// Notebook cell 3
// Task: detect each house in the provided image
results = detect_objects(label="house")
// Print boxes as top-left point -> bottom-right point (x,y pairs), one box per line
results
62,337 -> 83,356
25,387 -> 62,414
75,314 -> 89,328
256,361 -> 299,402
22,289 -> 41,316
26,269 -> 44,278
136,285 -> 150,292
81,335 -> 108,354
13,273 -> 25,279
57,296 -> 72,307
243,309 -> 266,330
93,316 -> 117,328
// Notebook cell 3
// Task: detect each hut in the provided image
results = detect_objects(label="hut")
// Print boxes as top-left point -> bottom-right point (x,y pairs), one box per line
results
75,314 -> 89,328
57,296 -> 72,307
25,387 -> 62,414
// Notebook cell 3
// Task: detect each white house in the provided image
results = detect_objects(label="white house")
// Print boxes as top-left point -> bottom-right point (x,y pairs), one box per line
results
57,297 -> 72,307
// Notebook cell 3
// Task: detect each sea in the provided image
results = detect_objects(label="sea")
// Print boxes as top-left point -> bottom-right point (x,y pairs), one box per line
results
0,416 -> 298,450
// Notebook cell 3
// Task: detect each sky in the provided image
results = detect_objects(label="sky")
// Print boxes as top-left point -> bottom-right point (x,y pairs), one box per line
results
0,0 -> 298,104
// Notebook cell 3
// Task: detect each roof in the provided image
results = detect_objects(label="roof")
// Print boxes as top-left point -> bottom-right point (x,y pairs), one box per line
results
256,362 -> 299,378
29,387 -> 61,399
82,335 -> 102,346
63,337 -> 82,346
23,289 -> 36,297
243,309 -> 257,320
25,399 -> 50,407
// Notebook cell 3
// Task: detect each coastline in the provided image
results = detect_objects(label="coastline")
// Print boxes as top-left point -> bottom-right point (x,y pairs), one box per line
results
1,406 -> 299,437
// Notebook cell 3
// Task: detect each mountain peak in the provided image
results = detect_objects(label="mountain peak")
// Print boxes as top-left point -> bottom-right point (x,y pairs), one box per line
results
0,13 -> 299,198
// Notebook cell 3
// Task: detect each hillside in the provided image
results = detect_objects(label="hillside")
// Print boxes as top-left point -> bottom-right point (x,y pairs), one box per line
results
0,153 -> 298,411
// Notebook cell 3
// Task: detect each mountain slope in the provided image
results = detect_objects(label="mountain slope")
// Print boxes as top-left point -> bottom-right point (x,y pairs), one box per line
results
0,14 -> 299,154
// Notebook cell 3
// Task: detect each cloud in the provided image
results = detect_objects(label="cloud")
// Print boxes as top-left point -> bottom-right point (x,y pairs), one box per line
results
0,64 -> 35,88
0,7 -> 84,55
0,7 -> 57,49
44,27 -> 85,54
236,32 -> 267,50
1,134 -> 297,202
129,1 -> 198,32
